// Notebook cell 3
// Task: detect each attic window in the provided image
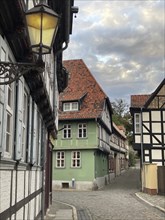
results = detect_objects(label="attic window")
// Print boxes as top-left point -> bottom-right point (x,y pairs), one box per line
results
63,102 -> 78,111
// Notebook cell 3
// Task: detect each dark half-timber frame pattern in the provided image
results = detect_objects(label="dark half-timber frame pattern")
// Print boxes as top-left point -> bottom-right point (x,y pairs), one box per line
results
132,109 -> 165,166
0,160 -> 43,220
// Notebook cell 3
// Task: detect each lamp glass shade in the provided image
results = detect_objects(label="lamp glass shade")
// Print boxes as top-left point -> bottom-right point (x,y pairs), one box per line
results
25,3 -> 59,54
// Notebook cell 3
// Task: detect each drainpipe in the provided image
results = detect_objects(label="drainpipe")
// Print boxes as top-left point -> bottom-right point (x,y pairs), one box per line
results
41,125 -> 46,219
140,108 -> 144,167
140,107 -> 144,191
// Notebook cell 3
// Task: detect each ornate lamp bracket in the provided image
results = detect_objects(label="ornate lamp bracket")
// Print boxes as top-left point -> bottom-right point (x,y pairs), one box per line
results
0,61 -> 45,85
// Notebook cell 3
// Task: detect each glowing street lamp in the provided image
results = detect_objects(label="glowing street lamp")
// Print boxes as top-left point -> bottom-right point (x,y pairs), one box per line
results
0,2 -> 60,85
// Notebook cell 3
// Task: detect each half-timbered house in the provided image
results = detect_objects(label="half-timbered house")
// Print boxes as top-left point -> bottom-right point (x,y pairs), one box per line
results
109,123 -> 129,179
0,0 -> 77,219
53,59 -> 113,190
130,79 -> 165,194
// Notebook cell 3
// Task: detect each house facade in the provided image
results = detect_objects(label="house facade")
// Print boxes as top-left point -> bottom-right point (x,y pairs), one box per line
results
109,123 -> 129,179
130,79 -> 165,194
0,0 -> 76,219
53,59 -> 113,190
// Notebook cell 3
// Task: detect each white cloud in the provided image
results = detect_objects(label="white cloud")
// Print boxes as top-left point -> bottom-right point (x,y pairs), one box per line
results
64,0 -> 165,103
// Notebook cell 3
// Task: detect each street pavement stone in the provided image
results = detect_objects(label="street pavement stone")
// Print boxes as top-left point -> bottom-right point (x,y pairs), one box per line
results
52,168 -> 165,220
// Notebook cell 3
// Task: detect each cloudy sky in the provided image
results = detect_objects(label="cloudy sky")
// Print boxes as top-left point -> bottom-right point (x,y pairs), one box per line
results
64,0 -> 165,104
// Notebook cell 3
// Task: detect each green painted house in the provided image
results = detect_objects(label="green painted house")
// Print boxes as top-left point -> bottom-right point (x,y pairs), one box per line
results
53,59 -> 113,190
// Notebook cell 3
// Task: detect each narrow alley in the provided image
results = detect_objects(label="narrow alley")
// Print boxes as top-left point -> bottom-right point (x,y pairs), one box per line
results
51,168 -> 165,220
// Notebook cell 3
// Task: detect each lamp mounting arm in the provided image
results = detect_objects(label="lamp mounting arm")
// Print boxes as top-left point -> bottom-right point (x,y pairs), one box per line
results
0,61 -> 45,85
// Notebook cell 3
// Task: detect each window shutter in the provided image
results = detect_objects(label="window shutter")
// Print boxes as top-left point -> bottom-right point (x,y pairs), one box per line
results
0,41 -> 7,155
15,79 -> 23,161
41,125 -> 46,166
31,103 -> 37,165
27,97 -> 32,163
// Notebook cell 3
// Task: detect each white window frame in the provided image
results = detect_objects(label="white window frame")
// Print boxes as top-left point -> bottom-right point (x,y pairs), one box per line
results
71,151 -> 81,168
56,151 -> 65,168
63,124 -> 72,139
78,123 -> 87,138
15,77 -> 25,161
27,97 -> 33,163
63,102 -> 78,111
5,82 -> 14,157
0,39 -> 15,158
135,113 -> 141,133
5,105 -> 13,158
21,86 -> 29,161
31,103 -> 38,165
36,115 -> 42,166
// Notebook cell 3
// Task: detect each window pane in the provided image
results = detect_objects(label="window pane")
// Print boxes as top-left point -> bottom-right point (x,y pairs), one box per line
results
72,102 -> 78,110
63,103 -> 70,111
72,151 -> 81,167
135,113 -> 141,133
63,124 -> 71,138
64,130 -> 67,138
56,151 -> 65,167
7,85 -> 12,107
78,124 -> 87,138
6,113 -> 11,152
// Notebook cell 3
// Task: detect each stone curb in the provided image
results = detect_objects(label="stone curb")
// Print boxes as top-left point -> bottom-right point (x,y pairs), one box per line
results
53,200 -> 78,220
135,193 -> 165,213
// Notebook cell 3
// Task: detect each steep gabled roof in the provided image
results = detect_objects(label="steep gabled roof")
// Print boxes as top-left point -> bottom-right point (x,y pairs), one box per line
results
130,95 -> 150,108
130,79 -> 165,109
59,59 -> 112,120
144,78 -> 165,108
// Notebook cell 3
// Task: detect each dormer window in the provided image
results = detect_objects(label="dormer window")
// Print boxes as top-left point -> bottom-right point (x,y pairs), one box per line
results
63,102 -> 78,111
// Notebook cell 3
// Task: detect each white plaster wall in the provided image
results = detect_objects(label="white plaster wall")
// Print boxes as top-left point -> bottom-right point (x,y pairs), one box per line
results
25,171 -> 29,198
0,171 -> 11,212
11,214 -> 15,220
29,198 -> 35,220
35,193 -> 42,217
12,171 -> 16,206
17,171 -> 24,202
16,207 -> 23,220
24,204 -> 28,220
31,171 -> 36,193
37,170 -> 42,190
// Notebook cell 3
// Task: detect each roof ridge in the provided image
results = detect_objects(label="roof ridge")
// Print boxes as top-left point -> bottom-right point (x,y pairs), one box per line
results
59,59 -> 112,120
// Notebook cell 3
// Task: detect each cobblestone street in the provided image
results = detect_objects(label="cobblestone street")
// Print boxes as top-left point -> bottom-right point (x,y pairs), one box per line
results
52,168 -> 165,220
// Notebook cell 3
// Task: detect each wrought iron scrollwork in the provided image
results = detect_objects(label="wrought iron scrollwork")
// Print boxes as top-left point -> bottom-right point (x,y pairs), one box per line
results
0,61 -> 44,85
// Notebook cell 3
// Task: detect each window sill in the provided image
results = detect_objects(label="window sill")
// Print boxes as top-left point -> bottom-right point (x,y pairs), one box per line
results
62,138 -> 72,140
0,158 -> 16,170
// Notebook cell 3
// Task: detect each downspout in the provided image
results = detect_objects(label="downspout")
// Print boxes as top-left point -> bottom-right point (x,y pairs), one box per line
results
95,118 -> 101,178
140,107 -> 144,191
41,125 -> 46,219
140,108 -> 144,167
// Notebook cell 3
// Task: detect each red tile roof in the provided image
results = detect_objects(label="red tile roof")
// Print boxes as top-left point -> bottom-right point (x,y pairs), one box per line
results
59,59 -> 111,120
130,95 -> 150,108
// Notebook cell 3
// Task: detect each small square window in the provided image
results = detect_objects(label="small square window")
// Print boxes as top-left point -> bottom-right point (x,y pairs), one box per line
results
63,102 -> 78,111
63,124 -> 72,139
135,113 -> 141,133
78,124 -> 87,138
56,151 -> 65,168
71,151 -> 81,168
